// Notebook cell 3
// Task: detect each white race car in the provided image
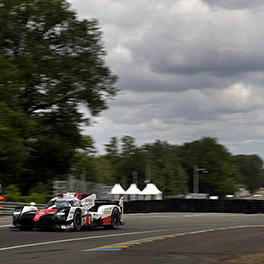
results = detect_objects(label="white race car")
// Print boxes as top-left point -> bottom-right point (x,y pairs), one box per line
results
12,193 -> 124,231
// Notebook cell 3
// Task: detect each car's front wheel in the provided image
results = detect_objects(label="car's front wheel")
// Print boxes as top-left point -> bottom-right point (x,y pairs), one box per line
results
73,210 -> 82,231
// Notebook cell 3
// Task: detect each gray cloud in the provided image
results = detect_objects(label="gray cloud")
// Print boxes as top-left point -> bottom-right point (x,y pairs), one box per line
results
72,0 -> 264,81
69,0 -> 264,158
202,0 -> 264,10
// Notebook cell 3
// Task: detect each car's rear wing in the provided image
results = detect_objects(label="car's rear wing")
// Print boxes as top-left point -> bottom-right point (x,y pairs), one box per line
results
81,194 -> 96,210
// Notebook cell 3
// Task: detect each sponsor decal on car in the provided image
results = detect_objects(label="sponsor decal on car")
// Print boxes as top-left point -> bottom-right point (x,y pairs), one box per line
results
34,209 -> 56,221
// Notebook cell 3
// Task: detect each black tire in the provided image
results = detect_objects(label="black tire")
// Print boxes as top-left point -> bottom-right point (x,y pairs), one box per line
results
73,210 -> 82,231
105,208 -> 120,229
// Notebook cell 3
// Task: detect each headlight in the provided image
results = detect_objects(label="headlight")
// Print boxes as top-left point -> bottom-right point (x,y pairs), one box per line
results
56,209 -> 68,219
57,212 -> 65,216
13,211 -> 21,215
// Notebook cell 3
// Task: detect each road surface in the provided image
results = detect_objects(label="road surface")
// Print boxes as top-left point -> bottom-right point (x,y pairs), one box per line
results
1,212 -> 264,263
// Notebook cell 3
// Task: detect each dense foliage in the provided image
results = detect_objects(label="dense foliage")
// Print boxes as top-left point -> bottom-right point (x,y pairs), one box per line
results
0,0 -> 117,194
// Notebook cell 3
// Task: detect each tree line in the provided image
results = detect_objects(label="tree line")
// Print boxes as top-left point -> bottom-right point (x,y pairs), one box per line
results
70,135 -> 264,198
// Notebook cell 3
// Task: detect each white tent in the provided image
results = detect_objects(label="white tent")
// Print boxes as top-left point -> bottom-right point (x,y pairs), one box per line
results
141,183 -> 162,200
125,183 -> 142,200
110,183 -> 125,200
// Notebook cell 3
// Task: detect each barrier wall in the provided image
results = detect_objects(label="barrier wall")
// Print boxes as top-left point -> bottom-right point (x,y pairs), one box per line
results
124,199 -> 264,214
1,199 -> 264,216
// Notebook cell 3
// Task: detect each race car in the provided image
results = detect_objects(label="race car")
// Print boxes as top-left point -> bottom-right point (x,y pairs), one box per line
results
11,193 -> 124,231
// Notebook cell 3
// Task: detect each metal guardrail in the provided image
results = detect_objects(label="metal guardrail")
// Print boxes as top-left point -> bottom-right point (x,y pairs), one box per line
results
0,207 -> 13,216
0,202 -> 45,216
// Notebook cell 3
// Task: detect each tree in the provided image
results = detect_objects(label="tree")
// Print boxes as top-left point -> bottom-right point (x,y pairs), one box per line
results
79,135 -> 97,156
71,135 -> 98,182
71,152 -> 98,182
0,0 -> 118,193
233,154 -> 264,192
142,140 -> 188,195
118,136 -> 144,187
105,136 -> 119,160
95,156 -> 115,185
103,136 -> 120,184
121,135 -> 137,157
179,137 -> 239,197
0,55 -> 33,188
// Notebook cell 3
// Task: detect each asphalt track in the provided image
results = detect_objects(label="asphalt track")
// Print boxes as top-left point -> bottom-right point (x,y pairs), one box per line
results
1,212 -> 264,264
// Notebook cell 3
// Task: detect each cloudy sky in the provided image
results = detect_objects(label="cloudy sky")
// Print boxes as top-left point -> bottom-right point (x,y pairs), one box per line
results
69,0 -> 264,158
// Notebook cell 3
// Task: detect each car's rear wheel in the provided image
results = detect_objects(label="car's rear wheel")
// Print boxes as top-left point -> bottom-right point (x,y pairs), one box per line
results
73,210 -> 82,231
105,208 -> 120,229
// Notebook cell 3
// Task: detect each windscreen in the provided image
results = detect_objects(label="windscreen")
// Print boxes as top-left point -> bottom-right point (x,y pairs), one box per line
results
46,199 -> 73,208
55,200 -> 71,208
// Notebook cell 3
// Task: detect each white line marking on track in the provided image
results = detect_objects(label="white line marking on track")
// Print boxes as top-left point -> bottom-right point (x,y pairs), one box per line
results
0,229 -> 168,252
0,225 -> 10,228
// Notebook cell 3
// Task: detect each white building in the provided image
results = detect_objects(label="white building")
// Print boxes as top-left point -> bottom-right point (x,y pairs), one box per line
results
141,183 -> 162,200
110,183 -> 125,200
125,183 -> 143,200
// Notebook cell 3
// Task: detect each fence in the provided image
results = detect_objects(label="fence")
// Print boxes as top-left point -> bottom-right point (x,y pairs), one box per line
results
124,199 -> 264,214
1,199 -> 264,216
